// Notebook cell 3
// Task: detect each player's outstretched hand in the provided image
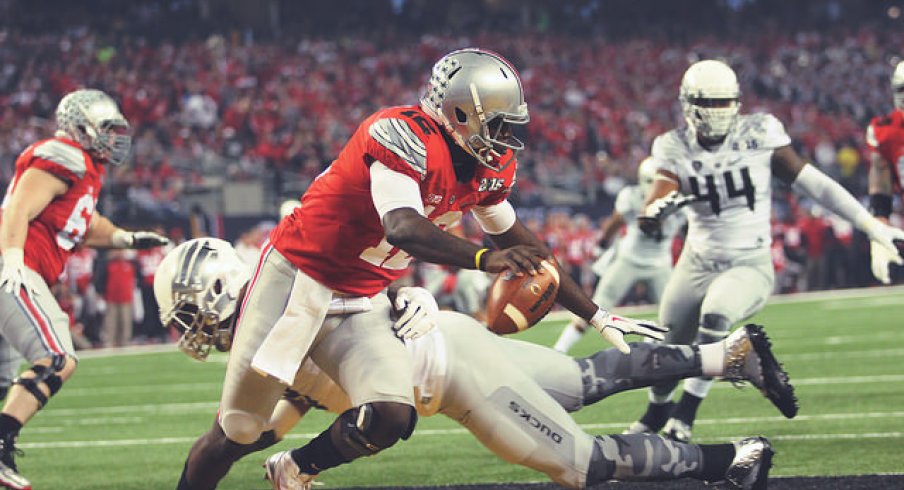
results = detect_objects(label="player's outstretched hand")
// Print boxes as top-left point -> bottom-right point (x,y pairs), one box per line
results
112,229 -> 170,249
483,245 -> 547,275
590,310 -> 668,354
867,223 -> 904,284
393,286 -> 439,341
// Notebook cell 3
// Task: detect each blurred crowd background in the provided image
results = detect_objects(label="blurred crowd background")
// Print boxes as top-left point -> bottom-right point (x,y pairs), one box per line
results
1,0 -> 901,348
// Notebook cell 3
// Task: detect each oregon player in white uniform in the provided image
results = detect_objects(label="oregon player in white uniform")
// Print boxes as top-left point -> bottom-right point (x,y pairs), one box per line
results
155,238 -> 798,490
554,158 -> 685,353
626,59 -> 904,442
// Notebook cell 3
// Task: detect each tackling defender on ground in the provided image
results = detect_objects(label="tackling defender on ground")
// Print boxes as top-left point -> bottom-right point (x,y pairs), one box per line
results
156,238 -> 797,490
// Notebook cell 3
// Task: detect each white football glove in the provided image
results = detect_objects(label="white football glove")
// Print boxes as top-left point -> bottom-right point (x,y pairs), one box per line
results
861,218 -> 904,284
0,248 -> 32,295
590,309 -> 668,354
393,286 -> 439,341
111,229 -> 170,249
638,190 -> 696,238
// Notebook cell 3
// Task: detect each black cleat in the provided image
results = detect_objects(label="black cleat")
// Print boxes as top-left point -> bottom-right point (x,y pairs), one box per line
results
723,324 -> 799,418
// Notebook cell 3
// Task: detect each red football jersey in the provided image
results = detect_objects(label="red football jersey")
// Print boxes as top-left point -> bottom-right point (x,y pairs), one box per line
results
866,109 -> 904,195
1,137 -> 106,285
270,105 -> 517,296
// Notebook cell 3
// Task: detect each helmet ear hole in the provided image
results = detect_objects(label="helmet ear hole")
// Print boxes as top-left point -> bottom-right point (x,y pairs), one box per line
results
212,279 -> 223,295
455,107 -> 468,124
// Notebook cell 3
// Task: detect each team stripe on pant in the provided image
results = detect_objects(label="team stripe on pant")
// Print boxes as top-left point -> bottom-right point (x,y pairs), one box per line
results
235,240 -> 274,333
16,288 -> 64,355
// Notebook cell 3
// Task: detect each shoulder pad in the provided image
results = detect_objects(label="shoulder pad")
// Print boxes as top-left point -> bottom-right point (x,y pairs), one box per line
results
651,130 -> 688,161
33,140 -> 87,178
368,117 -> 428,177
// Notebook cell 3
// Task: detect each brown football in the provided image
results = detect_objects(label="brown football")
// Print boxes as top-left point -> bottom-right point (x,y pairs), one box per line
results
486,260 -> 561,334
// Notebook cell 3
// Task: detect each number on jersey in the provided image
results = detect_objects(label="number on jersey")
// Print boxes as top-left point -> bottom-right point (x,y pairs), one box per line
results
359,207 -> 463,270
56,193 -> 96,250
688,167 -> 755,215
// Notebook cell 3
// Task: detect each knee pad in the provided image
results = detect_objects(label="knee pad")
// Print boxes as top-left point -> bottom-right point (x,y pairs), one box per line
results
335,402 -> 417,459
14,354 -> 66,409
219,410 -> 268,445
696,313 -> 732,344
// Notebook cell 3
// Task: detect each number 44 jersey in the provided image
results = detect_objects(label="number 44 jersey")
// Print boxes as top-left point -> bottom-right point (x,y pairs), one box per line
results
651,113 -> 791,259
1,137 -> 106,285
270,105 -> 516,297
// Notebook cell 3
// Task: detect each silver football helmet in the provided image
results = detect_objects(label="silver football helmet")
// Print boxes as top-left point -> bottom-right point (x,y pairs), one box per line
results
420,48 -> 529,171
55,89 -> 132,166
153,238 -> 251,361
637,157 -> 657,195
892,60 -> 904,111
680,60 -> 741,141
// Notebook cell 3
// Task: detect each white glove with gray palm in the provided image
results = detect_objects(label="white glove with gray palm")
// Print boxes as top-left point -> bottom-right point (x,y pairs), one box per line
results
393,286 -> 439,341
590,309 -> 668,354
862,218 -> 904,284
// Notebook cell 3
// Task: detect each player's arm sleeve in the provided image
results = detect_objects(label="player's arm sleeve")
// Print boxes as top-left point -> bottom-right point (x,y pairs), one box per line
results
649,137 -> 681,186
370,161 -> 425,219
471,200 -> 517,235
792,164 -> 872,229
366,118 -> 428,181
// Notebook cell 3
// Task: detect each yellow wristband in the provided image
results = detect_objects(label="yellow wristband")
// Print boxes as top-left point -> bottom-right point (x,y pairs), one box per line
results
474,248 -> 490,271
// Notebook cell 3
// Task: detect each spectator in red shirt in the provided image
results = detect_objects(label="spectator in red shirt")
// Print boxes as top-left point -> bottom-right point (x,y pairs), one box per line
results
99,250 -> 138,348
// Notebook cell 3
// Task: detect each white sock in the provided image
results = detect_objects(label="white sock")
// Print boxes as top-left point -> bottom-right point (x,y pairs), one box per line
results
683,377 -> 715,398
698,341 -> 726,376
553,321 -> 586,353
649,387 -> 676,404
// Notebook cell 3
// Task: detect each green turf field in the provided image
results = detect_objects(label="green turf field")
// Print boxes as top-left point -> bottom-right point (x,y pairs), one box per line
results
20,287 -> 904,489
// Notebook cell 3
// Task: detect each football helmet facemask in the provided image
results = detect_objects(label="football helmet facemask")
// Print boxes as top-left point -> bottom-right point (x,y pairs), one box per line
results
680,60 -> 741,142
153,238 -> 251,361
420,48 -> 529,171
892,60 -> 904,111
55,89 -> 132,166
637,156 -> 657,195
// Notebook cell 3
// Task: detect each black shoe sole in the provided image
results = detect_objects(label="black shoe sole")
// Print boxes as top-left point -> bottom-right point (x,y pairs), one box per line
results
746,324 -> 799,419
752,440 -> 774,490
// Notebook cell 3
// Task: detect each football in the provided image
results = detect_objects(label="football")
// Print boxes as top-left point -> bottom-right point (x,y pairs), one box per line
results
486,260 -> 560,334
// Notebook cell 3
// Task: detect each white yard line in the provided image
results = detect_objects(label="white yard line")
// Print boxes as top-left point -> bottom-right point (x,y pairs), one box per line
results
22,410 -> 904,449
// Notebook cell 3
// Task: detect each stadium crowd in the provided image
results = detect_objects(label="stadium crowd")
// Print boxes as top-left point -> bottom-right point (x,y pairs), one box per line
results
1,0 -> 901,348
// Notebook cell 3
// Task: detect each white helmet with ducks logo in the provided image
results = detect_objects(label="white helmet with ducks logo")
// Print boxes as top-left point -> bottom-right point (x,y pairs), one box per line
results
420,48 -> 529,171
153,238 -> 251,361
680,60 -> 741,142
892,60 -> 904,111
55,89 -> 132,166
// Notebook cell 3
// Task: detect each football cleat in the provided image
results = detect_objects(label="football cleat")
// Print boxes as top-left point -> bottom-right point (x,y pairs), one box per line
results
0,437 -> 29,490
263,451 -> 318,490
623,401 -> 674,435
662,417 -> 693,443
709,436 -> 774,489
723,324 -> 799,419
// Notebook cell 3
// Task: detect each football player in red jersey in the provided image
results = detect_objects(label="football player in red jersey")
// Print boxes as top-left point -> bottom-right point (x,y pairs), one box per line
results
175,49 -> 665,490
865,60 -> 904,284
0,89 -> 168,490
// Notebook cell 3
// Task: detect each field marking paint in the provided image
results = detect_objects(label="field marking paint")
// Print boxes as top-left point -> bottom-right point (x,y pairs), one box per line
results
23,410 -> 904,449
47,369 -> 904,406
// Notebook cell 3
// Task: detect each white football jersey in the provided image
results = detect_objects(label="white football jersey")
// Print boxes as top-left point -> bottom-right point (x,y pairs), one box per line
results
651,113 -> 791,260
613,185 -> 685,267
